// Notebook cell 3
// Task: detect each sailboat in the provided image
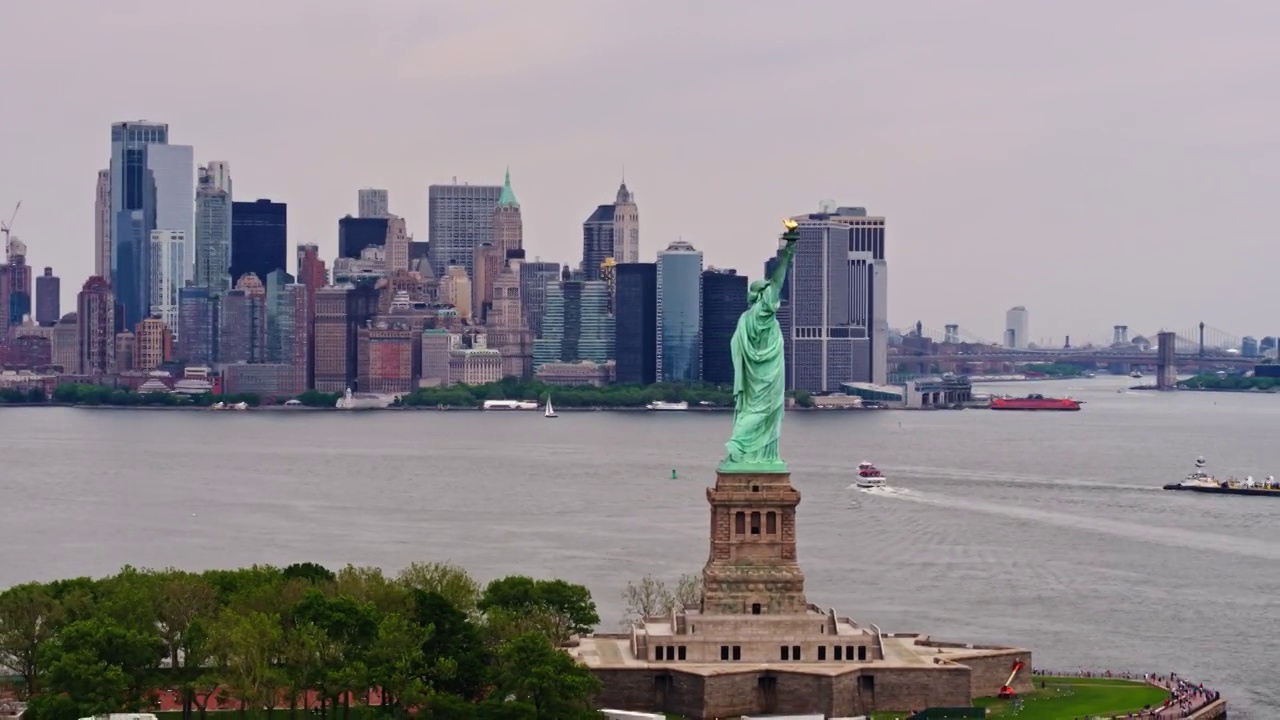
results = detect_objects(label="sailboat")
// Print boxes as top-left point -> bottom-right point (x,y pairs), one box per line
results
544,396 -> 558,419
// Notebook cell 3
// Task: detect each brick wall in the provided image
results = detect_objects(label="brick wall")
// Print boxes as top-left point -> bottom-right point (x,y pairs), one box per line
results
953,650 -> 1034,697
862,666 -> 972,713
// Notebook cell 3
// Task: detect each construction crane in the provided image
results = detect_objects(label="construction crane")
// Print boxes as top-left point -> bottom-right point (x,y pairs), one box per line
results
0,201 -> 20,260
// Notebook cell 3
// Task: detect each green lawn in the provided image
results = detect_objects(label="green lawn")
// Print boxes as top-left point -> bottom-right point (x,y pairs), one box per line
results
870,675 -> 1170,720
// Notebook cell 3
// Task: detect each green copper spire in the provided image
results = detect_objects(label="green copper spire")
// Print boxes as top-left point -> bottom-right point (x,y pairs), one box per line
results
498,167 -> 520,209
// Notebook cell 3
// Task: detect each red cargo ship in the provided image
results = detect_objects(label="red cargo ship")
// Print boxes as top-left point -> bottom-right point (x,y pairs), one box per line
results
990,393 -> 1081,411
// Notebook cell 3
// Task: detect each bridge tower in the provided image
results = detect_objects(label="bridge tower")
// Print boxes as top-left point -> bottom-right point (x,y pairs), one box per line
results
944,324 -> 959,344
1113,325 -> 1129,345
1156,331 -> 1178,390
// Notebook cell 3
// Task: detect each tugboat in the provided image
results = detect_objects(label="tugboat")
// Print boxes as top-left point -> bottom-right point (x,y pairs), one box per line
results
855,461 -> 887,489
1162,456 -> 1280,496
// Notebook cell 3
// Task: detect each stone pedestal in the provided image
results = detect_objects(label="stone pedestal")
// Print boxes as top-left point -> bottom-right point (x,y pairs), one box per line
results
700,470 -> 807,614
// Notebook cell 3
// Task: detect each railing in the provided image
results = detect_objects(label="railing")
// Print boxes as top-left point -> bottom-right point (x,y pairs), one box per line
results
870,622 -> 885,660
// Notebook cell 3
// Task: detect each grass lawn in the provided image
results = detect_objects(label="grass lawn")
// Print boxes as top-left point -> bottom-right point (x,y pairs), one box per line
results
868,675 -> 1170,720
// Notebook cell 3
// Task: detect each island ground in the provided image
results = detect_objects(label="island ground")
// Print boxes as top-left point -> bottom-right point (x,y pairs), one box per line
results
867,675 -> 1170,720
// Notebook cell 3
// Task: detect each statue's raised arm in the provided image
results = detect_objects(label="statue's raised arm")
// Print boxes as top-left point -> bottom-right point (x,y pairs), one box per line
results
720,219 -> 800,474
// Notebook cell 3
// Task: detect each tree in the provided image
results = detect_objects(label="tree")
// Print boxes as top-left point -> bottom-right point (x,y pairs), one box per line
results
409,591 -> 487,701
669,573 -> 702,613
491,633 -> 601,720
365,612 -> 430,715
620,575 -> 670,625
479,577 -> 598,645
0,582 -> 58,697
37,617 -> 165,715
211,610 -> 286,720
282,563 -> 336,586
397,562 -> 480,614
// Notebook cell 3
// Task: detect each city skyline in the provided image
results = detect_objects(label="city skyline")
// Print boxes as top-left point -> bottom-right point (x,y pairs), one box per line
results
1,2 -> 1276,341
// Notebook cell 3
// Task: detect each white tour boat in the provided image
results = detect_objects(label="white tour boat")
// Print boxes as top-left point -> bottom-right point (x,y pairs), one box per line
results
482,399 -> 539,410
646,400 -> 689,411
855,461 -> 887,489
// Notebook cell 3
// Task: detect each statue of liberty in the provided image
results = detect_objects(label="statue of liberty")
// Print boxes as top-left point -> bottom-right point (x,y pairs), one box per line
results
721,219 -> 799,473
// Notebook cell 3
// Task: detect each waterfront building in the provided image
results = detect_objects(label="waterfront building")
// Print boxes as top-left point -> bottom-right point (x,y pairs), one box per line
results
533,360 -> 614,387
420,328 -> 452,387
486,263 -> 533,379
149,230 -> 186,335
114,331 -> 136,372
1004,306 -> 1029,349
230,199 -> 287,288
77,276 -> 115,376
519,260 -> 560,338
784,206 -> 888,391
194,162 -> 233,296
313,285 -> 352,392
223,363 -> 296,396
7,331 -> 52,369
134,316 -> 172,370
35,267 -> 59,327
701,268 -> 747,385
614,262 -> 657,385
427,180 -> 503,280
532,279 -> 613,370
656,240 -> 703,384
357,188 -> 389,218
176,287 -> 216,366
52,313 -> 78,372
357,319 -> 415,393
448,337 -> 503,386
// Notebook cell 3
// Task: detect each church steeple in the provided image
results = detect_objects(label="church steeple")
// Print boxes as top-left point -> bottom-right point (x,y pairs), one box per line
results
498,167 -> 520,209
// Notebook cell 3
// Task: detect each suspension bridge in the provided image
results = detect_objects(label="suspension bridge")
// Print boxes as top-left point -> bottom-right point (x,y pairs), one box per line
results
892,322 -> 1252,368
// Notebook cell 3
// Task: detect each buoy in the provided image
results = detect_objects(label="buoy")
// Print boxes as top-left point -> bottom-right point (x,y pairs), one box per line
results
672,469 -> 678,479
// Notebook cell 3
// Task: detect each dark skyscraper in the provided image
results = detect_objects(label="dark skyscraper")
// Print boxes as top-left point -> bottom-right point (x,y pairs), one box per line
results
230,199 -> 287,287
519,260 -> 561,338
700,268 -> 748,385
614,263 -> 657,385
581,204 -> 615,281
338,216 -> 390,259
35,267 -> 59,327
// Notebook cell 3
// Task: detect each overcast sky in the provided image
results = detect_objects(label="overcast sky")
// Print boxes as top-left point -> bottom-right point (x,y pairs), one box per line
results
2,1 -> 1276,345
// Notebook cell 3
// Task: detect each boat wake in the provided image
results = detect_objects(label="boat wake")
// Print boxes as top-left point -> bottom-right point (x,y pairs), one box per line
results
889,465 -> 1158,493
849,485 -> 917,497
863,487 -> 1280,561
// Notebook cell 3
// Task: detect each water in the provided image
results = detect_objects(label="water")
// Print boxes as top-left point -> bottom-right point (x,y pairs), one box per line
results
1,376 -> 1275,717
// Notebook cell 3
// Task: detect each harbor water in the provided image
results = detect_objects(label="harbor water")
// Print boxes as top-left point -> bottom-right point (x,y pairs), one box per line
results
0,375 -> 1275,717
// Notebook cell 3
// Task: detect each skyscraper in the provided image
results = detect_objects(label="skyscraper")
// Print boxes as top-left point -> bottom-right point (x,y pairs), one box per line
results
784,206 -> 888,391
230,199 -> 287,287
147,143 -> 195,283
109,120 -> 168,329
77,276 -> 115,376
149,230 -> 186,335
338,216 -> 389,260
385,216 -> 409,275
581,205 -> 615,282
428,181 -> 503,280
701,269 -> 747,385
177,286 -> 216,365
2,240 -> 33,331
35,267 -> 59,327
656,240 -> 704,383
614,262 -> 657,385
532,280 -> 614,370
358,188 -> 389,218
218,274 -> 267,365
313,285 -> 351,392
195,162 -> 233,295
94,169 -> 111,281
1004,307 -> 1029,348
613,180 -> 640,263
492,170 -> 523,257
486,262 -> 533,379
519,260 -> 561,338
134,316 -> 173,370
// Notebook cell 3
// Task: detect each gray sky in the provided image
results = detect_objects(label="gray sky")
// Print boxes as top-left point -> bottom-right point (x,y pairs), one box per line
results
2,0 -> 1276,345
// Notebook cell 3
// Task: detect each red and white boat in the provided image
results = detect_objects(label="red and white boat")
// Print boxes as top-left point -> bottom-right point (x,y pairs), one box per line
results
855,461 -> 887,489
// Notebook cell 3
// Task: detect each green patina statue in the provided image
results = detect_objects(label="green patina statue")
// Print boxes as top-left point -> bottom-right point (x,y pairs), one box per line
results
720,219 -> 800,473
